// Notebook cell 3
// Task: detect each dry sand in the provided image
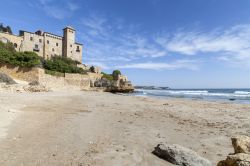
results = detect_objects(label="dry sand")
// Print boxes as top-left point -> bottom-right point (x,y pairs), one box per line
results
0,91 -> 250,166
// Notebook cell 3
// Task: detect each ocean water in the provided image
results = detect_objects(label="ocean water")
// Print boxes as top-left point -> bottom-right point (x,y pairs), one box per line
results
133,88 -> 250,104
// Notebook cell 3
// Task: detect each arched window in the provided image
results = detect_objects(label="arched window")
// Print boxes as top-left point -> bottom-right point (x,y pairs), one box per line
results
13,43 -> 17,48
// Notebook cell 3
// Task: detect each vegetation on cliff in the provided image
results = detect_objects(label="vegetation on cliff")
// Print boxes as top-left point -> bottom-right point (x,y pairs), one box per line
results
0,41 -> 86,74
0,41 -> 40,67
42,56 -> 86,74
101,70 -> 122,81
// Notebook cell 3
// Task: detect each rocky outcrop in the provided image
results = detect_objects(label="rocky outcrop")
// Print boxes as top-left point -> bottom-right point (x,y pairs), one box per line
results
232,136 -> 250,154
152,143 -> 212,166
0,73 -> 16,84
94,75 -> 134,93
106,79 -> 134,93
217,135 -> 250,166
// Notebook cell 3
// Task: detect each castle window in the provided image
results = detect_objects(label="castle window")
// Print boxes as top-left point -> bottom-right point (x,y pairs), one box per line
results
33,44 -> 39,52
52,48 -> 55,52
76,46 -> 80,52
30,37 -> 33,41
56,43 -> 58,46
47,40 -> 49,44
39,39 -> 42,43
70,44 -> 72,47
14,43 -> 17,48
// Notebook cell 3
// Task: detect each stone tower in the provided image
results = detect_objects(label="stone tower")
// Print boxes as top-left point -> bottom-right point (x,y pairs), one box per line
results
63,26 -> 76,59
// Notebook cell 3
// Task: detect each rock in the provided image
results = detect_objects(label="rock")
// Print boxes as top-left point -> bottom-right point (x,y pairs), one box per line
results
217,153 -> 250,166
232,136 -> 250,154
23,85 -> 50,92
94,77 -> 134,93
29,80 -> 39,86
217,136 -> 250,166
94,78 -> 111,87
152,143 -> 212,166
0,73 -> 16,84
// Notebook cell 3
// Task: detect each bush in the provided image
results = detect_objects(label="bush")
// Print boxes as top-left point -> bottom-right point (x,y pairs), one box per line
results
43,56 -> 86,74
101,72 -> 114,81
45,69 -> 65,77
90,66 -> 95,73
0,24 -> 13,34
0,41 -> 41,67
112,70 -> 121,78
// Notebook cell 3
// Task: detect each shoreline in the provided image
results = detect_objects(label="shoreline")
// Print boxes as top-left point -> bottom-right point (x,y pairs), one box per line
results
0,91 -> 249,165
133,88 -> 250,105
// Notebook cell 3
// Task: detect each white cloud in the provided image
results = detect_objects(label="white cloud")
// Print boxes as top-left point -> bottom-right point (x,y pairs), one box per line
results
36,0 -> 80,19
157,25 -> 250,66
116,60 -> 199,70
79,13 -> 250,70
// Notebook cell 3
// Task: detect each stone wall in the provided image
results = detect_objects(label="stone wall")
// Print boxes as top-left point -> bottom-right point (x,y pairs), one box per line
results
87,72 -> 103,87
0,64 -> 91,90
38,69 -> 90,90
0,63 -> 39,82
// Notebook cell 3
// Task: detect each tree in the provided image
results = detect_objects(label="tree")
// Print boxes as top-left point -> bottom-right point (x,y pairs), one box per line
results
112,70 -> 121,77
90,66 -> 95,73
6,26 -> 12,34
112,70 -> 121,80
0,23 -> 3,32
0,24 -> 13,34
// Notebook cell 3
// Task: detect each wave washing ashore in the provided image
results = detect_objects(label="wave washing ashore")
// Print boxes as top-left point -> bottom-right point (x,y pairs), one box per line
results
133,88 -> 250,104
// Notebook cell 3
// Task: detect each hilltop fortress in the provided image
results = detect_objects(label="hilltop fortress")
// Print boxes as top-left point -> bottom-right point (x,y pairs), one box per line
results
0,26 -> 83,63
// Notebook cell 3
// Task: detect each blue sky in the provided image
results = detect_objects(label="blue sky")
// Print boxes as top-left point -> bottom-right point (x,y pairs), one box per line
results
1,0 -> 250,88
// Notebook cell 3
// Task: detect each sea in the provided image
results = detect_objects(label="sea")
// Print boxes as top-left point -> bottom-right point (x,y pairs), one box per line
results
133,88 -> 250,104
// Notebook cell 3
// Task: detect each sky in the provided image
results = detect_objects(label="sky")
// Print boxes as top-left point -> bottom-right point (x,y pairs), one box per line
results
1,0 -> 250,88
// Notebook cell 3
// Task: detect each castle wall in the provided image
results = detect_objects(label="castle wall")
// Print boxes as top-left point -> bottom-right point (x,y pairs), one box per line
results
0,32 -> 23,51
0,26 -> 83,63
44,33 -> 63,59
22,32 -> 44,57
62,27 -> 83,62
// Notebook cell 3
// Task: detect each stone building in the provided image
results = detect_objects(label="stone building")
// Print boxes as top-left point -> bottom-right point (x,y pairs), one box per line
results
0,26 -> 83,63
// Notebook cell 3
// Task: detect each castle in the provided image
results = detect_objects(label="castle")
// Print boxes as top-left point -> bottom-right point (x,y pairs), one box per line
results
0,26 -> 83,63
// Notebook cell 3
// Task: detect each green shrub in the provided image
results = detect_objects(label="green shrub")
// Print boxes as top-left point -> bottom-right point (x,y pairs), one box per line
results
101,72 -> 114,81
45,69 -> 65,77
0,41 -> 41,67
0,24 -> 13,34
90,66 -> 95,73
112,70 -> 121,77
43,56 -> 86,74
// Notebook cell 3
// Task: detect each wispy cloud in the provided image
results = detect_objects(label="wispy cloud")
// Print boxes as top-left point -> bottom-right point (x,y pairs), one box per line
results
35,0 -> 80,19
116,60 -> 200,70
79,13 -> 250,70
156,25 -> 250,66
79,14 -> 169,69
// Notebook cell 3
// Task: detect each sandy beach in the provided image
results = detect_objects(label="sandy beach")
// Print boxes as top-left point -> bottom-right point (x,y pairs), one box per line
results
0,91 -> 250,166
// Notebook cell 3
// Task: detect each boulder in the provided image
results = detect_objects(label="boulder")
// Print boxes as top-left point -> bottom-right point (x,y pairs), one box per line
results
152,143 -> 212,166
217,135 -> 250,166
0,73 -> 16,84
217,153 -> 250,166
232,136 -> 250,154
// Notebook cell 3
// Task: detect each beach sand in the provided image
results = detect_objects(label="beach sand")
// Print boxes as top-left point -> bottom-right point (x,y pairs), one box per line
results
0,91 -> 250,165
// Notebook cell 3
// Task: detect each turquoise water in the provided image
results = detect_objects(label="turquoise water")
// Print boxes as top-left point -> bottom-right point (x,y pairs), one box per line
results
133,88 -> 250,104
